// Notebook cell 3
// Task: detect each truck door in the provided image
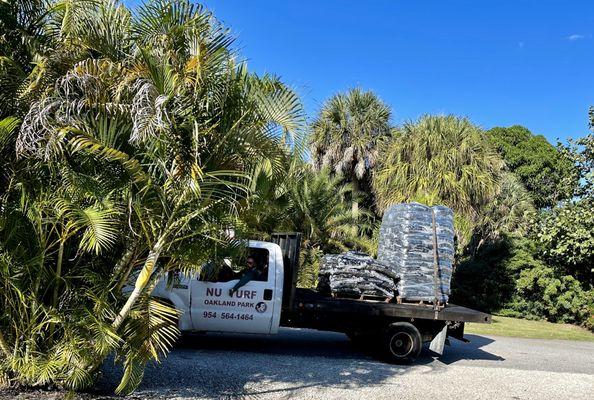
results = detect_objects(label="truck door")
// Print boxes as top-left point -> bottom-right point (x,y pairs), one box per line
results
189,243 -> 282,334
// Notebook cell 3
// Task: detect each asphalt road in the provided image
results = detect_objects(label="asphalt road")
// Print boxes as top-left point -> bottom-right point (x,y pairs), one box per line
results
97,328 -> 594,400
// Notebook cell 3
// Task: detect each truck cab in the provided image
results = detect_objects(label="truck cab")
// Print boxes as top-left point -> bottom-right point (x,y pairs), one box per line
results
152,240 -> 284,334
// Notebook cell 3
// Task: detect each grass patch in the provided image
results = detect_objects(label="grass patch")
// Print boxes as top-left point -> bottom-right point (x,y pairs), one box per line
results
465,315 -> 594,342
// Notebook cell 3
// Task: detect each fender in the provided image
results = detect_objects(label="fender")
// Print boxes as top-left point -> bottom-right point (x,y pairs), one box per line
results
152,285 -> 193,331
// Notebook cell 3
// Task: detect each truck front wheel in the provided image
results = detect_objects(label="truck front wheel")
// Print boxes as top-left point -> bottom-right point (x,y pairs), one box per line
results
382,322 -> 422,364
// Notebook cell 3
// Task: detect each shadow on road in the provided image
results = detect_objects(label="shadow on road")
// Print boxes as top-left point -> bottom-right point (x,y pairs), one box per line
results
426,334 -> 505,364
96,329 -> 504,399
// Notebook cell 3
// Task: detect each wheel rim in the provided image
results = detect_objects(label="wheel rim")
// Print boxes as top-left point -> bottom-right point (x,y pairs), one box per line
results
389,332 -> 414,358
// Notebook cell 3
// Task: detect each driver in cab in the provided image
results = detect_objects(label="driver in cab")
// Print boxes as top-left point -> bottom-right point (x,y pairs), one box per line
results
228,255 -> 266,296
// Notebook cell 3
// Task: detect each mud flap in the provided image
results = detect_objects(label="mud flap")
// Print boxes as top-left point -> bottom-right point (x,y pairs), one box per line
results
429,324 -> 448,355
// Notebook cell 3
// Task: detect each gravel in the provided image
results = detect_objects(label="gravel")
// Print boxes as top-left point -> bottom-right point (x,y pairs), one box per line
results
3,328 -> 593,400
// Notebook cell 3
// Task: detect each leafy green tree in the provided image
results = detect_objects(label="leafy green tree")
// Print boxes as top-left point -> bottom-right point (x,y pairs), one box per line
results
514,263 -> 592,324
309,88 -> 391,214
562,107 -> 594,198
487,125 -> 578,208
536,200 -> 594,283
373,114 -> 504,247
457,111 -> 594,328
453,235 -> 539,313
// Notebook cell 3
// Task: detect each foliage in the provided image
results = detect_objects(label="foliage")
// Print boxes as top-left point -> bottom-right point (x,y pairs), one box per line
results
585,304 -> 594,332
453,235 -> 524,313
374,114 -> 504,247
513,263 -> 592,324
561,109 -> 594,198
0,180 -> 126,390
535,200 -> 594,282
297,245 -> 323,288
0,0 -> 50,118
468,172 -> 536,254
487,125 -> 578,208
453,233 -> 593,326
309,88 -> 391,211
0,117 -> 21,194
239,162 -> 372,288
0,0 -> 303,393
286,168 -> 370,252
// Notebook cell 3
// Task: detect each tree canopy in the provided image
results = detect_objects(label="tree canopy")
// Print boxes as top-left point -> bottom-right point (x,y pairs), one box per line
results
487,125 -> 578,208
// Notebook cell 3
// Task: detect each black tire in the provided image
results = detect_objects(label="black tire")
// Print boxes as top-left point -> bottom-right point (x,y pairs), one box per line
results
382,322 -> 422,364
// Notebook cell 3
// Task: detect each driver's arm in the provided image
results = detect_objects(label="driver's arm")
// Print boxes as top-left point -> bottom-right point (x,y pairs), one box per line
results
229,269 -> 258,294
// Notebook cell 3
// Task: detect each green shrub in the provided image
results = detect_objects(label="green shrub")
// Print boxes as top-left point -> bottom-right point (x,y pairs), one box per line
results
453,233 -> 593,327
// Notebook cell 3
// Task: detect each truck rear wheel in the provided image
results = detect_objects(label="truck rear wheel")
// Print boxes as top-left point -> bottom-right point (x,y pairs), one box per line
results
382,322 -> 422,364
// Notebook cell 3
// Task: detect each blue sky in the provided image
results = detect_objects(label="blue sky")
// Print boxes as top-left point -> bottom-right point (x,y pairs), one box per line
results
133,1 -> 594,143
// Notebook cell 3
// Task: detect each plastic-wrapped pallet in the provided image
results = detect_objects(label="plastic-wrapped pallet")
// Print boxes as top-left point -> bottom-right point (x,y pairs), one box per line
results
377,203 -> 454,303
317,251 -> 398,298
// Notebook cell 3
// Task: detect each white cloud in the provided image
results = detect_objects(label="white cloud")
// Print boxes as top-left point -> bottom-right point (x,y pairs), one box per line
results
567,34 -> 585,41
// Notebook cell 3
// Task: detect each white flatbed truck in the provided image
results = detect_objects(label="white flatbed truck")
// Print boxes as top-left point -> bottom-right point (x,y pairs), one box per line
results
149,233 -> 491,363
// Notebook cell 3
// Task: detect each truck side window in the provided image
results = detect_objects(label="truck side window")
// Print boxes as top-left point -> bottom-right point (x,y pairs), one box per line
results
248,248 -> 269,282
198,248 -> 269,283
199,260 -> 235,282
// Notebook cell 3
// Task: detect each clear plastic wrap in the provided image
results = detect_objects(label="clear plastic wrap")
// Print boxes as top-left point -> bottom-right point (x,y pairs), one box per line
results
377,203 -> 454,302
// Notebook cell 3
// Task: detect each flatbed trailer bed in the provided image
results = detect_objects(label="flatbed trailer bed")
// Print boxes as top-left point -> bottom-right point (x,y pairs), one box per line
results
287,289 -> 490,323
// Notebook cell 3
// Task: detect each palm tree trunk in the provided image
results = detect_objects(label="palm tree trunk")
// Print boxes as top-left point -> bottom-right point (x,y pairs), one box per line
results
112,241 -> 163,330
52,240 -> 65,309
113,243 -> 139,292
351,178 -> 359,218
113,242 -> 137,278
0,330 -> 10,358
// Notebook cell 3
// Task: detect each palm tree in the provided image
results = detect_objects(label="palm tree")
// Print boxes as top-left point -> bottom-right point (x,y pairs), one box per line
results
373,114 -> 504,246
287,167 -> 368,250
286,167 -> 372,286
2,0 -> 304,393
238,158 -> 373,287
0,0 -> 49,118
309,88 -> 391,214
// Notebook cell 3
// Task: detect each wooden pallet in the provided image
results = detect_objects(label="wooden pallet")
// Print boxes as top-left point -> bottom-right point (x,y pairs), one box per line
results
331,293 -> 394,303
396,297 -> 446,309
